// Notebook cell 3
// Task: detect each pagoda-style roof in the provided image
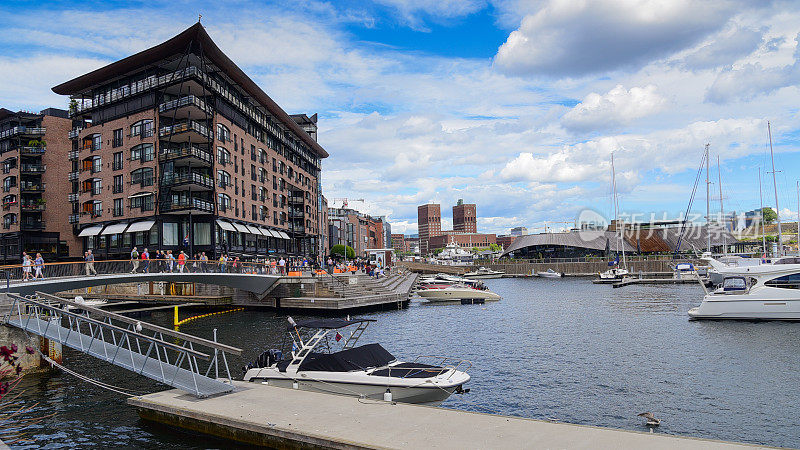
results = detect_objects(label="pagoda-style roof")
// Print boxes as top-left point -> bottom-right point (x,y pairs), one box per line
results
52,22 -> 327,158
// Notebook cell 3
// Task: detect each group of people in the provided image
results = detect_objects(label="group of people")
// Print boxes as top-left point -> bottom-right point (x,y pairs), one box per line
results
21,252 -> 46,281
130,247 -> 202,273
324,257 -> 389,279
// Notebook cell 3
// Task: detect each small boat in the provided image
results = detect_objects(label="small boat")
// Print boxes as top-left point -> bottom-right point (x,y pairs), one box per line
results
594,267 -> 629,284
417,283 -> 501,302
243,318 -> 471,405
536,268 -> 562,278
672,262 -> 698,279
418,274 -> 486,289
463,267 -> 505,279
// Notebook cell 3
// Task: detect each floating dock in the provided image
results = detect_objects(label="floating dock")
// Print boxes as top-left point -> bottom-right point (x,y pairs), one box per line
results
129,382 -> 761,449
612,278 -> 702,288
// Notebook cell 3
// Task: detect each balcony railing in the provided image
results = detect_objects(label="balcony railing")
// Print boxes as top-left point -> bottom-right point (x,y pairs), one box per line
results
20,203 -> 45,212
20,146 -> 46,155
158,120 -> 211,140
68,171 -> 79,181
69,214 -> 79,224
159,144 -> 213,164
288,196 -> 304,203
159,95 -> 213,115
20,183 -> 44,192
130,177 -> 154,188
161,197 -> 215,213
161,172 -> 214,189
68,150 -> 79,160
20,220 -> 45,230
20,164 -> 46,173
81,143 -> 100,152
0,127 -> 45,140
68,193 -> 79,202
68,126 -> 84,139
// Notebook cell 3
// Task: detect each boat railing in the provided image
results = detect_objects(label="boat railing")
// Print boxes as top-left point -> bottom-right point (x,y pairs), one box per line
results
410,355 -> 472,379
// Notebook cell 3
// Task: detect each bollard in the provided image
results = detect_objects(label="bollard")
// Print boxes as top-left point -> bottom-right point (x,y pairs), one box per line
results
173,305 -> 179,327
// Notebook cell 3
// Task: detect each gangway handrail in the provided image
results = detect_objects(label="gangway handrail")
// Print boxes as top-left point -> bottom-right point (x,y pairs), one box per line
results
7,293 -> 210,359
34,291 -> 242,355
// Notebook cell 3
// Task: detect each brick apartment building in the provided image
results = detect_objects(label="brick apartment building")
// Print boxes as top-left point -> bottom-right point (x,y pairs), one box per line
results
50,23 -> 328,260
328,207 -> 384,257
452,199 -> 476,233
417,203 -> 441,255
0,108 -> 80,263
390,233 -> 406,253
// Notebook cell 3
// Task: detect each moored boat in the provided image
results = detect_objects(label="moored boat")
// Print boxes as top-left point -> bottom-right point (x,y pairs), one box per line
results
463,267 -> 505,279
536,268 -> 562,278
417,283 -> 501,302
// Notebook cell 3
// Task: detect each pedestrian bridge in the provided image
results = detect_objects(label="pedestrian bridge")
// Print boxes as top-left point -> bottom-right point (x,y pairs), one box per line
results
1,260 -> 283,297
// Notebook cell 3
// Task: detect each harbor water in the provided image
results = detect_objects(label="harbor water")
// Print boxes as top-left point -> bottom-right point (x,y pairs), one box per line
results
6,277 -> 800,448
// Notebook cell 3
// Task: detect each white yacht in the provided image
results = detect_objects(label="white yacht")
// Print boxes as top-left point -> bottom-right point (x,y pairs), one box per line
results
417,283 -> 501,302
463,267 -> 505,279
243,318 -> 471,405
689,257 -> 800,320
431,240 -> 476,266
536,268 -> 562,278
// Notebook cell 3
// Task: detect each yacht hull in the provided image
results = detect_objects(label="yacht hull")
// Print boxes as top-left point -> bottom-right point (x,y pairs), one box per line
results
417,288 -> 500,301
463,274 -> 504,279
689,297 -> 800,320
253,377 -> 458,405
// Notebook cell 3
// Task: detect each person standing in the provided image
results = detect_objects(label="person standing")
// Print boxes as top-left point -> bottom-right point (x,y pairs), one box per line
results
33,253 -> 45,279
130,247 -> 140,273
85,250 -> 97,276
22,253 -> 32,281
177,251 -> 186,273
167,250 -> 175,273
141,248 -> 150,273
278,257 -> 286,275
200,252 -> 208,273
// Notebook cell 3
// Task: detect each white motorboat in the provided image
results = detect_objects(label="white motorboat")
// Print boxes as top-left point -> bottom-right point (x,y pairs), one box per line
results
463,267 -> 505,279
595,267 -> 629,283
689,257 -> 800,320
417,283 -> 501,302
536,268 -> 562,278
418,274 -> 485,289
243,318 -> 471,405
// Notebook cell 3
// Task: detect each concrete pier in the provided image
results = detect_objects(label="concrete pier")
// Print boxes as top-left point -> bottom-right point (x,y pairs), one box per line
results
129,382 -> 762,449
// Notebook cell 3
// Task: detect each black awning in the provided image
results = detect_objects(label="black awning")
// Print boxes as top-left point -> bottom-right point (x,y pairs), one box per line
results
298,343 -> 395,372
287,318 -> 374,331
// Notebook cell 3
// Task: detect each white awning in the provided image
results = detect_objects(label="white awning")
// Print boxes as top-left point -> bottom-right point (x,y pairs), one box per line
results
127,192 -> 154,199
265,229 -> 280,238
78,225 -> 105,237
259,227 -> 272,237
101,223 -> 129,235
242,224 -> 260,235
231,222 -> 250,233
126,220 -> 156,233
215,220 -> 236,232
277,231 -> 291,240
251,226 -> 267,236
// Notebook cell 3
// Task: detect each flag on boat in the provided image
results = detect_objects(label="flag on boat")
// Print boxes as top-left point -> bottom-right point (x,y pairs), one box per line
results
292,342 -> 298,352
608,255 -> 619,266
335,332 -> 343,342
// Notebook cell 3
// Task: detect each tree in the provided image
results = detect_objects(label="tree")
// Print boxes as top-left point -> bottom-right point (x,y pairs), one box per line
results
330,244 -> 355,259
762,207 -> 777,224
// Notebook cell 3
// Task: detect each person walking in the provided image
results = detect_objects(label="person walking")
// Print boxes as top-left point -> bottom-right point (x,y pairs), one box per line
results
141,248 -> 150,273
33,253 -> 45,279
130,247 -> 140,273
177,251 -> 186,273
167,250 -> 175,273
218,254 -> 227,273
200,252 -> 208,273
22,253 -> 32,282
278,257 -> 286,275
85,250 -> 97,276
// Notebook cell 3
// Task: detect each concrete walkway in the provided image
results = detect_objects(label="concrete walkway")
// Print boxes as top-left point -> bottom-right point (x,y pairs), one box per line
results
129,382 -> 763,449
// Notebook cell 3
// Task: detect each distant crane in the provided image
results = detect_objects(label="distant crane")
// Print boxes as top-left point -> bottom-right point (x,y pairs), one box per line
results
332,198 -> 364,209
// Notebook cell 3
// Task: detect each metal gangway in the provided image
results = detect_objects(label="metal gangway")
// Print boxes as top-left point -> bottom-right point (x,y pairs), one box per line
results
3,291 -> 242,398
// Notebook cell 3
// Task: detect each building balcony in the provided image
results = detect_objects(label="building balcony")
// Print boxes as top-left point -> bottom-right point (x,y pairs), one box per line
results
289,210 -> 304,219
291,226 -> 305,234
69,214 -> 80,224
68,193 -> 79,202
158,95 -> 213,119
2,200 -> 16,210
20,203 -> 45,212
158,120 -> 211,143
81,143 -> 100,152
20,146 -> 46,156
20,164 -> 46,174
159,144 -> 213,166
68,171 -> 79,181
160,172 -> 214,191
0,127 -> 45,140
20,182 -> 44,193
161,197 -> 215,214
288,195 -> 304,204
68,150 -> 79,160
20,220 -> 45,231
68,126 -> 84,139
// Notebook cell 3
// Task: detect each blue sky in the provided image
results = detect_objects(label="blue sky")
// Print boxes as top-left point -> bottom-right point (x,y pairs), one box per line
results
1,0 -> 800,235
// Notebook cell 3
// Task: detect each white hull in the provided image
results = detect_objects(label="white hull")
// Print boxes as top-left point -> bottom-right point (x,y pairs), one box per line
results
536,272 -> 561,278
418,288 -> 500,301
463,273 -> 504,279
689,296 -> 800,320
251,377 -> 457,405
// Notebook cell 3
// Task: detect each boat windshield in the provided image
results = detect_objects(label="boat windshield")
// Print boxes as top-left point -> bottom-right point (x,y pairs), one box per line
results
722,277 -> 747,292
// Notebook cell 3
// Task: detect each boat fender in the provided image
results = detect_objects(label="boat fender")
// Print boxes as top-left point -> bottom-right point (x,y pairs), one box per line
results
455,386 -> 470,395
383,389 -> 392,402
292,380 -> 299,389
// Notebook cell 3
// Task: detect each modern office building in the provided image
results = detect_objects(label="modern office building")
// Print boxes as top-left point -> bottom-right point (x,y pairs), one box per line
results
452,199 -> 476,233
0,108 -> 80,263
417,203 -> 441,255
510,226 -> 528,236
52,22 -> 328,259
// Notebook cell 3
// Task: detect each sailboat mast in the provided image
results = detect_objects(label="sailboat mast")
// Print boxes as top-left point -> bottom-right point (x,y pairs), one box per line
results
759,169 -> 766,256
611,153 -> 626,268
705,144 -> 710,252
717,155 -> 726,255
796,180 -> 799,256
768,121 -> 782,255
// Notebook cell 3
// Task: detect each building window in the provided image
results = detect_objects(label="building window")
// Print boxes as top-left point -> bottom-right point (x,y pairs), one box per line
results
216,170 -> 231,188
113,175 -> 123,194
252,204 -> 257,219
162,222 -> 179,246
130,143 -> 154,162
113,198 -> 123,216
250,145 -> 256,161
131,120 -> 154,138
130,194 -> 154,211
113,151 -> 124,171
92,201 -> 102,217
194,222 -> 211,246
216,124 -> 230,142
92,156 -> 102,174
217,193 -> 231,212
131,168 -> 154,187
216,147 -> 231,166
112,128 -> 123,147
91,134 -> 102,151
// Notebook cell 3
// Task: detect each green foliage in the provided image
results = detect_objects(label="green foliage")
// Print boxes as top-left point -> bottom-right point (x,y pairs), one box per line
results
330,244 -> 355,259
762,207 -> 777,224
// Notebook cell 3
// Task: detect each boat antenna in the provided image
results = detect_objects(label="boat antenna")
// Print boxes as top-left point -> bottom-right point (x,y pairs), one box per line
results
705,143 -> 711,253
768,121 -> 783,256
717,155 -> 726,255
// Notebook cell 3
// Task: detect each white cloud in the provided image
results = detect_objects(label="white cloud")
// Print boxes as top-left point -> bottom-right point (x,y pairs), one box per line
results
494,0 -> 745,77
679,24 -> 765,70
561,84 -> 665,132
372,0 -> 486,30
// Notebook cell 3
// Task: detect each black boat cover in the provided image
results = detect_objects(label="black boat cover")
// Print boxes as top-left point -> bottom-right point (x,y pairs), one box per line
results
287,318 -> 374,331
370,362 -> 448,378
298,343 -> 395,372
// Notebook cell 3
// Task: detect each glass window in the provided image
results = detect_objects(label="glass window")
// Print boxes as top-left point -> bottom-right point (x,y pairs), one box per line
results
112,128 -> 123,148
131,143 -> 154,162
765,274 -> 800,289
193,222 -> 211,246
113,151 -> 124,170
162,222 -> 179,246
131,120 -> 154,138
